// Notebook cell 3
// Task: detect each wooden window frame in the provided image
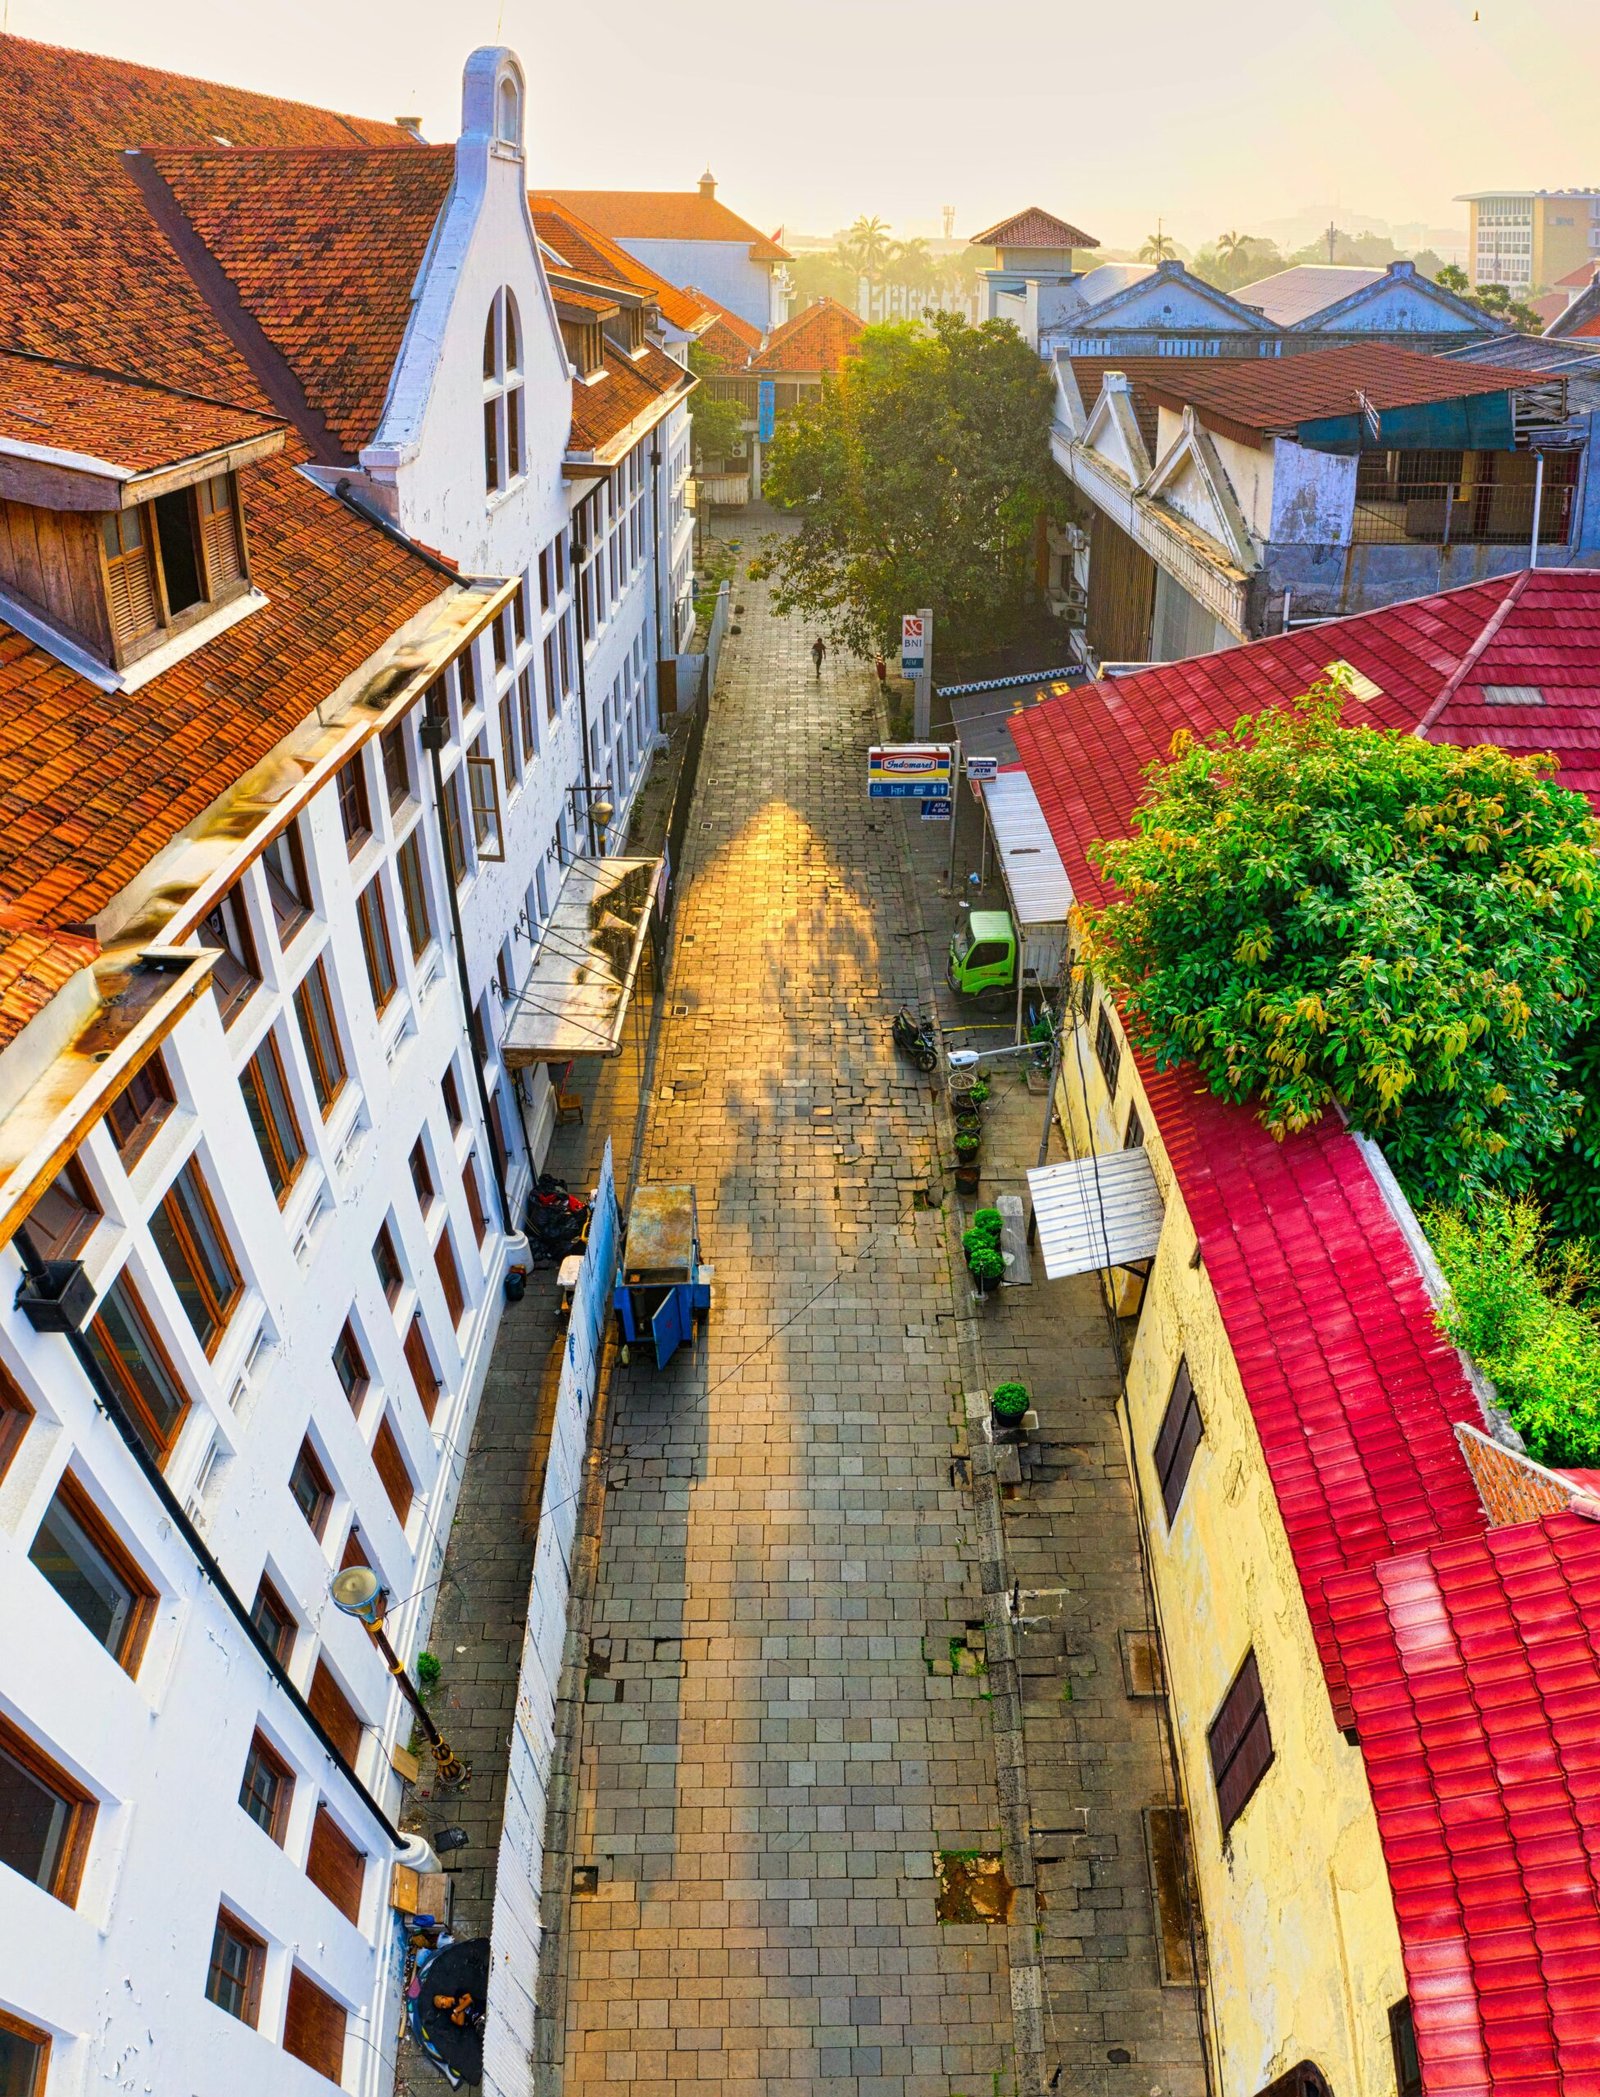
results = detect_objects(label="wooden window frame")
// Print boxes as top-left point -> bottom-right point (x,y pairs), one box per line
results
240,1032 -> 306,1204
308,1660 -> 362,1765
1123,1102 -> 1145,1151
197,471 -> 246,595
441,1066 -> 465,1134
105,1052 -> 175,1168
371,1413 -> 414,1527
396,829 -> 435,963
283,1965 -> 349,2084
305,1803 -> 366,1925
373,1223 -> 404,1306
356,876 -> 399,1017
262,822 -> 313,944
462,1154 -> 488,1247
0,2007 -> 50,2095
294,960 -> 347,1118
1208,1648 -> 1274,1837
1389,1999 -> 1422,2097
151,1156 -> 243,1357
499,688 -> 520,792
100,502 -> 160,658
409,1137 -> 436,1210
28,1470 -> 157,1675
403,1314 -> 441,1422
336,756 -> 372,855
26,1154 -> 100,1261
238,1729 -> 294,1846
0,1364 -> 33,1485
434,1228 -> 466,1327
251,1575 -> 296,1665
206,1906 -> 265,2027
0,1704 -> 97,1906
331,1320 -> 368,1410
380,720 -> 413,813
1153,1358 -> 1204,1526
86,1273 -> 190,1464
289,1438 -> 333,1540
200,885 -> 261,1026
1094,999 -> 1123,1097
466,748 -> 506,862
443,767 -> 472,889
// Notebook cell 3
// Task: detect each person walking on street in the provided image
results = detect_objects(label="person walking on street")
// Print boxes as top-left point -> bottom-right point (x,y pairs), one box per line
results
812,636 -> 825,677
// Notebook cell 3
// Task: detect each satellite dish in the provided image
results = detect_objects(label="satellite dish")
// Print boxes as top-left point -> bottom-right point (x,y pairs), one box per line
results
330,1565 -> 383,1622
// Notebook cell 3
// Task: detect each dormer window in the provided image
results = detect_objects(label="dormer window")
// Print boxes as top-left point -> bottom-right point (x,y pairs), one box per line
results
559,320 -> 606,379
98,474 -> 247,662
483,289 -> 525,494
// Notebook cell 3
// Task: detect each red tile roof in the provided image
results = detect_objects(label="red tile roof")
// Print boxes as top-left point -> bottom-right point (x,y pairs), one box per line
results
970,206 -> 1099,251
148,144 -> 455,455
567,344 -> 691,459
0,350 -> 282,474
0,35 -> 415,401
1327,1513 -> 1600,2095
683,286 -> 762,354
543,188 -> 789,263
751,296 -> 864,377
531,196 -> 709,334
1135,344 -> 1542,447
0,912 -> 98,1050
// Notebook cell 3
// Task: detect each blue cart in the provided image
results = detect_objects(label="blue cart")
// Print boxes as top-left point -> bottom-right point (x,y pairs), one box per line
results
614,1182 -> 713,1369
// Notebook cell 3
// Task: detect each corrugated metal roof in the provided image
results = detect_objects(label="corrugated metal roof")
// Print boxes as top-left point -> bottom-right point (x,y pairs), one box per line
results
1026,1150 -> 1165,1278
1234,264 -> 1384,325
981,768 -> 1073,925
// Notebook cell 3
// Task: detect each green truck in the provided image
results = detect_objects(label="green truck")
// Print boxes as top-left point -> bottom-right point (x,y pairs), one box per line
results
947,907 -> 1069,1008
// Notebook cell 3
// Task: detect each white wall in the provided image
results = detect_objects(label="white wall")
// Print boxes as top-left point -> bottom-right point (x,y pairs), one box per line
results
612,235 -> 778,333
1267,437 -> 1357,545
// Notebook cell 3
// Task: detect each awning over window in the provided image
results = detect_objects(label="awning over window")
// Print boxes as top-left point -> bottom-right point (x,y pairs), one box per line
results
1297,392 -> 1515,454
501,857 -> 659,1065
1026,1149 -> 1166,1280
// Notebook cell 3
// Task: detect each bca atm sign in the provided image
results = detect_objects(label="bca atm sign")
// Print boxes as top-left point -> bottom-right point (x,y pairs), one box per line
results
900,614 -> 926,674
867,744 -> 953,799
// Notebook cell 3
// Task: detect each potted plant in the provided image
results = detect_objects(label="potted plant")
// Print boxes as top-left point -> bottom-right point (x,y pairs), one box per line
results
954,1127 -> 981,1161
967,1239 -> 1004,1295
968,1077 -> 990,1108
991,1381 -> 1030,1434
971,1207 -> 1004,1242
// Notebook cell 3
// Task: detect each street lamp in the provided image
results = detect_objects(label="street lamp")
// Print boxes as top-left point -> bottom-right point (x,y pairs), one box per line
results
329,1566 -> 470,1790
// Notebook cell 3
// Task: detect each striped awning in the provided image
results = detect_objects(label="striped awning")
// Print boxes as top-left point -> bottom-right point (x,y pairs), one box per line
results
1026,1149 -> 1166,1279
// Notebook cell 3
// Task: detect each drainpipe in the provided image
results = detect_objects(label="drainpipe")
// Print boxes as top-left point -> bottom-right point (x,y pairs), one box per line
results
11,1227 -> 403,1849
419,711 -> 513,1231
1530,451 -> 1546,570
649,441 -> 667,672
573,543 -> 601,855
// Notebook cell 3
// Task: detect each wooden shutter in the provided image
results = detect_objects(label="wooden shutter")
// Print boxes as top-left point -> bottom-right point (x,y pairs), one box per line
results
305,1804 -> 366,1924
1153,1359 -> 1204,1525
1208,1649 -> 1274,1834
103,510 -> 160,652
199,476 -> 244,591
404,1316 -> 441,1421
282,1967 -> 348,2085
307,1660 -> 362,1765
371,1415 -> 414,1526
434,1230 -> 465,1324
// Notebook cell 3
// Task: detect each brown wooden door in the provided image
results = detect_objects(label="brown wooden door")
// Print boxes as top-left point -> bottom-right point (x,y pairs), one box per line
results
282,1966 -> 348,2084
1086,508 -> 1157,664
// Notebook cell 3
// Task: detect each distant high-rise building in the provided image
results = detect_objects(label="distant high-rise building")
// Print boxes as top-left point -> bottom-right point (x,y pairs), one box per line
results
1456,187 -> 1600,295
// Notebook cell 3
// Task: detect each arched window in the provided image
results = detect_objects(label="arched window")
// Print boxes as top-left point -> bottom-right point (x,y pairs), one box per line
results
483,288 -> 524,494
495,74 -> 521,148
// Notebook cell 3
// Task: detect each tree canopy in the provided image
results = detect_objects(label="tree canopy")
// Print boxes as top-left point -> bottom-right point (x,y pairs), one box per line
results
1083,682 -> 1600,1198
752,311 -> 1065,661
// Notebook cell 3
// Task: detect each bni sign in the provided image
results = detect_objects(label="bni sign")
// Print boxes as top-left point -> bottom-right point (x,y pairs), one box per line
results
867,745 -> 953,799
900,614 -> 926,674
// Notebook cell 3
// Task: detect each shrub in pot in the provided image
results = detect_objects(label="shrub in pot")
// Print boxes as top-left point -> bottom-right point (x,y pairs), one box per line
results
991,1381 -> 1030,1428
968,1078 -> 990,1107
972,1208 -> 1003,1242
968,1241 -> 1004,1293
955,1129 -> 980,1160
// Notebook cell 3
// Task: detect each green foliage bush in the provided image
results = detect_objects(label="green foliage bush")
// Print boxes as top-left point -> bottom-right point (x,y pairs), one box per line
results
992,1381 -> 1031,1421
416,1649 -> 442,1692
966,1240 -> 1004,1285
1427,1195 -> 1600,1467
969,1209 -> 1003,1242
1086,683 -> 1600,1199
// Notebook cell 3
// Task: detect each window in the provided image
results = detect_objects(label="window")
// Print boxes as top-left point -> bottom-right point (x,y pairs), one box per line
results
396,831 -> 434,961
197,472 -> 244,592
409,1137 -> 436,1209
0,1367 -> 32,1485
492,611 -> 509,674
283,1967 -> 348,2085
331,1321 -> 368,1409
340,1525 -> 371,1574
1153,1358 -> 1203,1525
512,580 -> 528,649
152,487 -> 204,615
86,1275 -> 189,1462
371,1415 -> 414,1526
518,666 -> 537,759
26,1156 -> 99,1260
0,2009 -> 49,2096
206,1908 -> 265,2026
356,877 -> 398,1015
262,822 -> 313,942
543,632 -> 560,722
0,1709 -> 95,1907
240,1035 -> 305,1202
289,1439 -> 332,1538
466,746 -> 505,861
434,1229 -> 466,1326
150,1158 -> 241,1355
239,1731 -> 293,1844
1124,1102 -> 1145,1151
441,1065 -> 465,1134
199,885 -> 260,1024
380,721 -> 412,811
443,767 -> 471,888
308,1660 -> 362,1764
483,287 -> 525,493
106,1052 -> 174,1168
457,646 -> 479,720
404,1315 -> 441,1422
336,758 -> 371,854
1208,1649 -> 1274,1836
1389,2000 -> 1422,2097
306,1804 -> 365,1924
251,1576 -> 295,1665
499,689 -> 521,791
102,504 -> 160,653
462,1155 -> 488,1246
1094,999 -> 1122,1096
373,1224 -> 404,1305
294,961 -> 346,1117
29,1474 -> 155,1672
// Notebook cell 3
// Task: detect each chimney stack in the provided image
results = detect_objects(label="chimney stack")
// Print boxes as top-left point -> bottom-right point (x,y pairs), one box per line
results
396,116 -> 426,142
699,169 -> 716,200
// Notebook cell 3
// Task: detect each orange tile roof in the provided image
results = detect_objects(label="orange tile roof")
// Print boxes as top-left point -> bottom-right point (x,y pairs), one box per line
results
544,188 -> 789,264
549,283 -> 621,318
0,350 -> 282,474
750,297 -> 864,377
531,197 -> 709,333
568,345 -> 691,459
0,451 -> 446,927
148,145 -> 455,455
0,35 -> 415,401
0,913 -> 97,1050
970,206 -> 1099,250
683,285 -> 762,354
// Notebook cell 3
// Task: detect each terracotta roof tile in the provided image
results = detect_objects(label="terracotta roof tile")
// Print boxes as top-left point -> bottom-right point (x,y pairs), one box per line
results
149,144 -> 455,454
567,344 -> 690,458
0,350 -> 281,474
750,297 -> 864,377
0,913 -> 97,1050
543,188 -> 789,263
531,196 -> 709,332
683,285 -> 762,357
970,206 -> 1099,250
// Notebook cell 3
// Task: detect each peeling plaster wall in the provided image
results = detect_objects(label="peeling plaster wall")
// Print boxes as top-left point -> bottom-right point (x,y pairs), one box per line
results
1055,992 -> 1407,2095
1267,439 -> 1356,545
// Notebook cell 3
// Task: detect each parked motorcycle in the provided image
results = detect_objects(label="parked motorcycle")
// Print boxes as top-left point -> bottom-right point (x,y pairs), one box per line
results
892,1006 -> 939,1074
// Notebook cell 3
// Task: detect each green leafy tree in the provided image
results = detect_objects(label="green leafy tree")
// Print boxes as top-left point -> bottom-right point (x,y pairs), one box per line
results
686,343 -> 747,463
753,311 -> 1064,661
1083,681 -> 1600,1197
1436,262 -> 1470,292
1191,233 -> 1286,293
1139,228 -> 1177,263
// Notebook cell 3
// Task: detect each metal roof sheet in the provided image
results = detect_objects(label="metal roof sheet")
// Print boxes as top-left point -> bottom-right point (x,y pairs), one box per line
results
500,857 -> 658,1064
981,768 -> 1073,926
1233,264 -> 1384,325
1026,1150 -> 1165,1279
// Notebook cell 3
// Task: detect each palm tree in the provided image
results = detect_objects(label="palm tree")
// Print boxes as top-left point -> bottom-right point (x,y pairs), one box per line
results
844,215 -> 893,283
1139,227 -> 1177,264
1217,229 -> 1249,261
889,237 -> 935,293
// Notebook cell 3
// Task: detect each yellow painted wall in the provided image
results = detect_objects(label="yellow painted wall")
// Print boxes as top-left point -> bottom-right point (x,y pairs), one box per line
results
1056,984 -> 1408,2096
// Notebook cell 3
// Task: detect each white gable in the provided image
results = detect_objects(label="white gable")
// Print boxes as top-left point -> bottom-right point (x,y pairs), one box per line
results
1296,273 -> 1489,337
1080,379 -> 1152,486
1140,410 -> 1257,568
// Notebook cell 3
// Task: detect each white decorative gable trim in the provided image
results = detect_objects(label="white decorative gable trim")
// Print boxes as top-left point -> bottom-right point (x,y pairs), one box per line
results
1078,376 -> 1152,486
1139,407 -> 1258,570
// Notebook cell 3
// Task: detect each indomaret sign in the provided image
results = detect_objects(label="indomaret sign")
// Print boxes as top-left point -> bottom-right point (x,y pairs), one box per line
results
867,745 -> 953,799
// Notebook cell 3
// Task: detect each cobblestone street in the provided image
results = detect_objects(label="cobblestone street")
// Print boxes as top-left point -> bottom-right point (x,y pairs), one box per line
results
549,566 -> 1014,2094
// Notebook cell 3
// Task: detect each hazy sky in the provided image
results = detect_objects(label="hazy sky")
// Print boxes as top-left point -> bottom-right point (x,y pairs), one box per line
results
11,0 -> 1600,251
